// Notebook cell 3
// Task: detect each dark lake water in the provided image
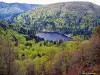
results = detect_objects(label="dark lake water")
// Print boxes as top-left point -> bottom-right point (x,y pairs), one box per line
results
36,32 -> 72,41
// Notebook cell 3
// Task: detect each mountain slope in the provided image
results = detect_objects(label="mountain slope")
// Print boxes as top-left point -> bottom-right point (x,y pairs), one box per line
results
0,2 -> 39,22
14,2 -> 100,37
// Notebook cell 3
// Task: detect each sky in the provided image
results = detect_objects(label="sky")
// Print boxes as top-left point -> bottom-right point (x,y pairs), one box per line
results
0,0 -> 100,5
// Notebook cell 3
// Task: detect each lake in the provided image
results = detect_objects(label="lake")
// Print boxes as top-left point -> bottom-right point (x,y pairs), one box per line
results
36,32 -> 72,41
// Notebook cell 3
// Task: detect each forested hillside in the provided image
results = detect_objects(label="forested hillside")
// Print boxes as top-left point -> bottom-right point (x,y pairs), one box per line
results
0,2 -> 39,22
0,1 -> 100,75
14,2 -> 100,38
0,20 -> 100,75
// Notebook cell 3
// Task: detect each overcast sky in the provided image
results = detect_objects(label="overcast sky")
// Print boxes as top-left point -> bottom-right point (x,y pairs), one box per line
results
0,0 -> 100,5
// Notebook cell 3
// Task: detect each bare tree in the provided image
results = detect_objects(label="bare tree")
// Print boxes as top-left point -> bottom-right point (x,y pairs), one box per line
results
26,63 -> 35,75
0,36 -> 15,75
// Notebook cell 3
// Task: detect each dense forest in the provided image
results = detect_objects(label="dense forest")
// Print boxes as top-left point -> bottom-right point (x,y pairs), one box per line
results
0,2 -> 38,22
0,1 -> 100,75
0,19 -> 100,75
14,2 -> 100,38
